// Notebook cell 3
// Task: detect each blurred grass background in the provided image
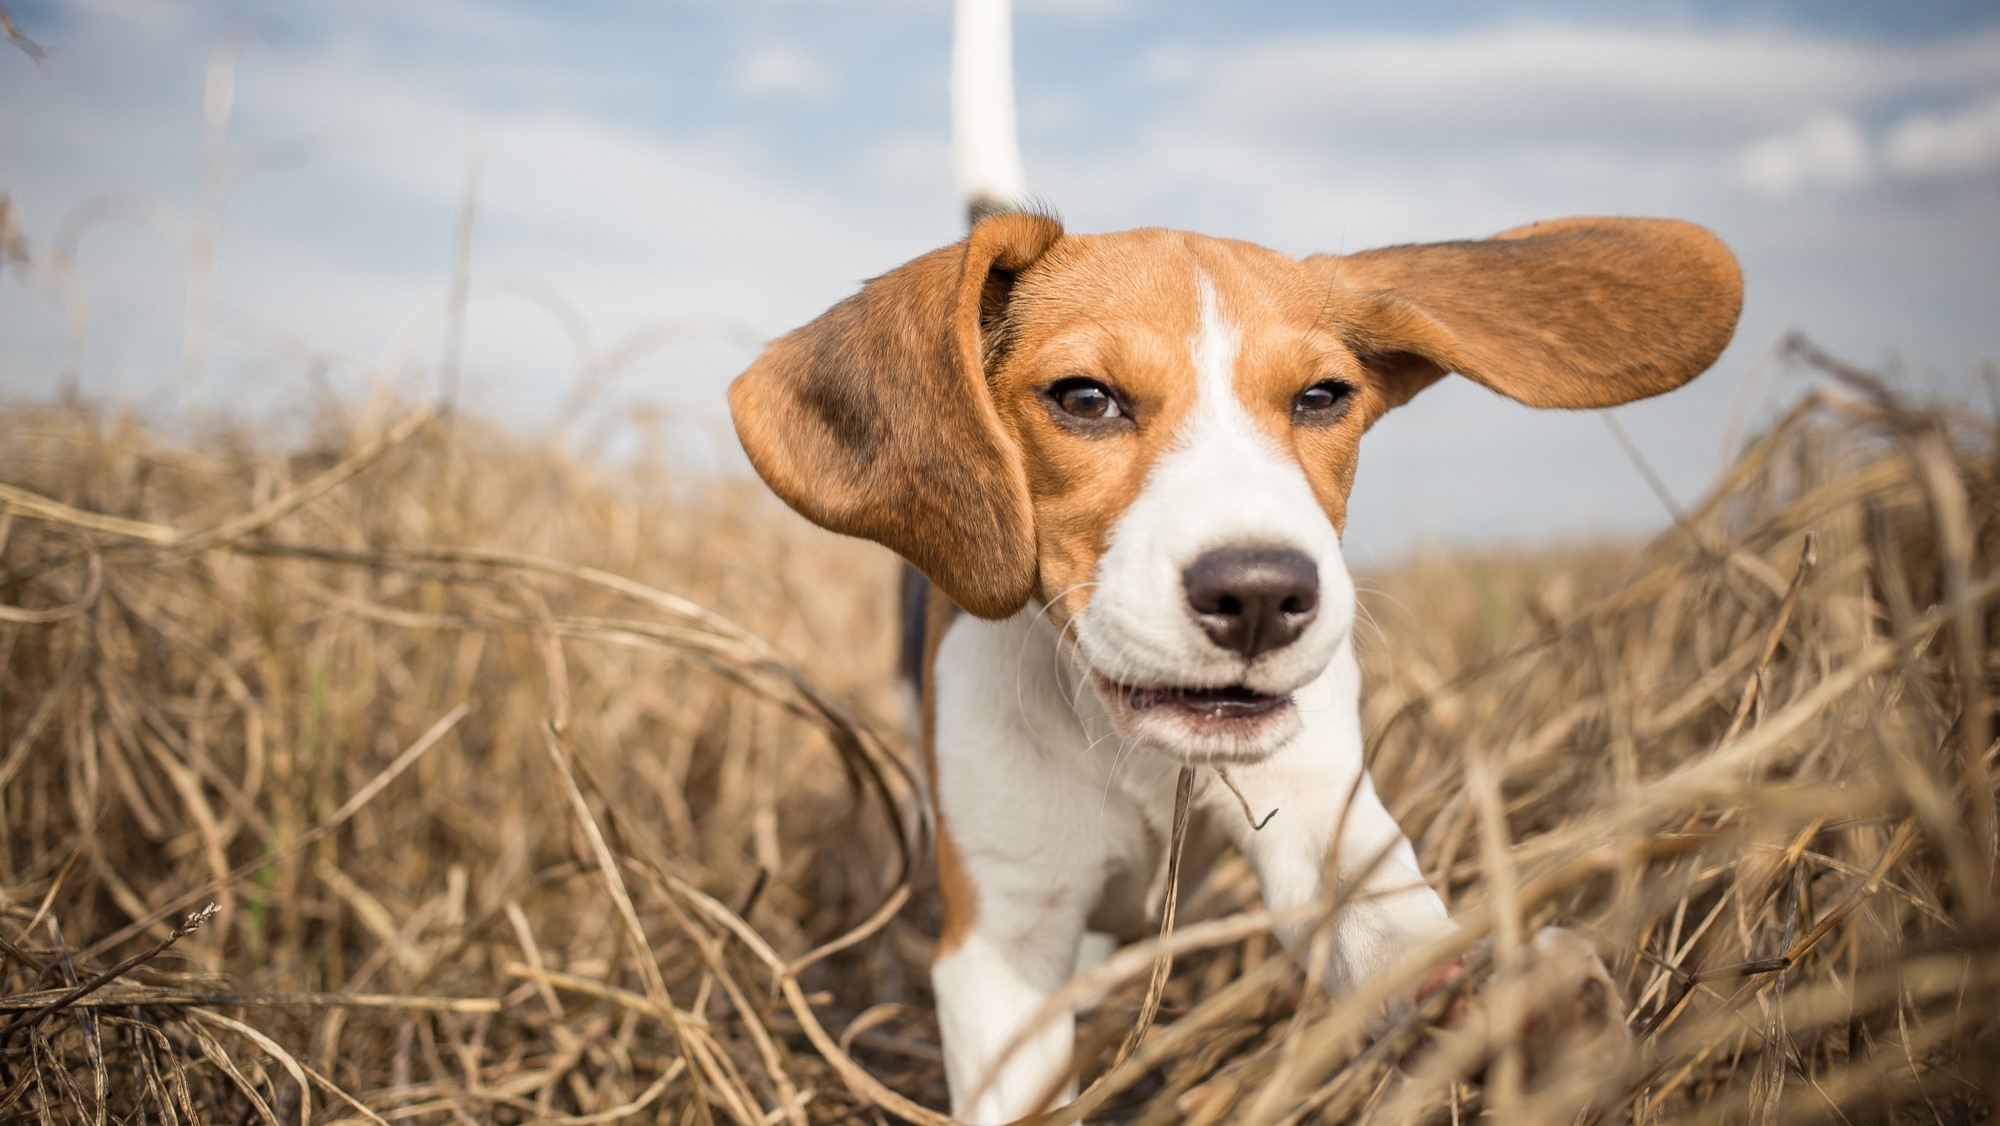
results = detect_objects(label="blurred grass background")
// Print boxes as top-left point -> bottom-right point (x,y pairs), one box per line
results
0,339 -> 1994,1122
1,15 -> 1996,1111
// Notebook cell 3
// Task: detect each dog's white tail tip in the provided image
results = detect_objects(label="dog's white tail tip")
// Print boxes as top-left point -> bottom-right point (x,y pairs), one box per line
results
953,0 -> 1028,216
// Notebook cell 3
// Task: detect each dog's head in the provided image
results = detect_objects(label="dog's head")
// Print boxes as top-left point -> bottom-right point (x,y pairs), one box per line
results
730,213 -> 1741,763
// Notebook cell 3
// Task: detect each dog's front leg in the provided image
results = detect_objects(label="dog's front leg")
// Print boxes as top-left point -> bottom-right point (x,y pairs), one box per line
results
1202,658 -> 1455,1002
927,616 -> 1111,1124
1231,750 -> 1457,1003
932,881 -> 1092,1123
1226,667 -> 1630,1072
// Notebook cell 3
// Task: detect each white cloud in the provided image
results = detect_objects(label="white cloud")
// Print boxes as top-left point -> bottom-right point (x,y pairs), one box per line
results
1727,91 -> 2000,196
731,42 -> 835,100
693,0 -> 1126,16
1018,0 -> 1128,17
1156,26 -> 2000,141
1737,113 -> 1873,197
1043,24 -> 2000,234
1885,93 -> 2000,178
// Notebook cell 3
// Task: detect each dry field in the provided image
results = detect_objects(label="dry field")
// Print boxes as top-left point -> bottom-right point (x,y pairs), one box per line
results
0,342 -> 1995,1124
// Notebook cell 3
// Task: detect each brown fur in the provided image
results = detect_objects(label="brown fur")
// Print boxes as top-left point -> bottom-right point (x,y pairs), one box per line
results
1311,216 -> 1745,411
921,587 -> 977,954
729,212 -> 1062,620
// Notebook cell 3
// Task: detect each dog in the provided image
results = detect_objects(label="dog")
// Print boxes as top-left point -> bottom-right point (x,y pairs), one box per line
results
727,12 -> 1742,1123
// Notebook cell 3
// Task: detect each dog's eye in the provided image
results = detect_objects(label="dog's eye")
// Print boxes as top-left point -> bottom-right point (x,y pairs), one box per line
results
1047,378 -> 1125,422
1293,380 -> 1356,424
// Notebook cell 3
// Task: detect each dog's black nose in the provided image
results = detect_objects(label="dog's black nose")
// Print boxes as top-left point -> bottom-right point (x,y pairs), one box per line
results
1183,547 -> 1319,660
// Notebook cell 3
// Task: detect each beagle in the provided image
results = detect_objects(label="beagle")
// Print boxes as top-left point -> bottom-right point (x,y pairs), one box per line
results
730,210 -> 1741,1120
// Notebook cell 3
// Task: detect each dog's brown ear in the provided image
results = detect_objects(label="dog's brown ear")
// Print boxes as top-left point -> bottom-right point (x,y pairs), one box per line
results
1308,217 -> 1742,415
729,212 -> 1062,620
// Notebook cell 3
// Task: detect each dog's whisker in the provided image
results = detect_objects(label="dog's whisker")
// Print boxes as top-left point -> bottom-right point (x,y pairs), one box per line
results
1006,581 -> 1101,743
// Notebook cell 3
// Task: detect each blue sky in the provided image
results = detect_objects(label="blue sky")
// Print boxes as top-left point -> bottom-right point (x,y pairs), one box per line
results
2,0 -> 1996,560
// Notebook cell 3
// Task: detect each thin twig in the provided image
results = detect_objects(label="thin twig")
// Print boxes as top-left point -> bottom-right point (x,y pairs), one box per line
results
1719,531 -> 1818,746
1215,765 -> 1278,830
1,905 -> 217,1039
1110,765 -> 1198,1071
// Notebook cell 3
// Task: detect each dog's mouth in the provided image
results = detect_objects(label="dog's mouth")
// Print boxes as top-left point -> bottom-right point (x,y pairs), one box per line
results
1113,681 -> 1291,721
1088,673 -> 1300,762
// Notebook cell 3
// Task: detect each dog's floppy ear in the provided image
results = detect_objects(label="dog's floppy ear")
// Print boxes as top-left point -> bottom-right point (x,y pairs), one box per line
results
729,212 -> 1063,620
1308,217 -> 1743,415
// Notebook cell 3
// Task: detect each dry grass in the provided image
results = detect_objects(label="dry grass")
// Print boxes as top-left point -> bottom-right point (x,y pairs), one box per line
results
0,340 -> 1995,1124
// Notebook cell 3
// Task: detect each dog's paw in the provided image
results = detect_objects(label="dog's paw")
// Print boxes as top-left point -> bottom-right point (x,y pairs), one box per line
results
1415,926 -> 1630,1080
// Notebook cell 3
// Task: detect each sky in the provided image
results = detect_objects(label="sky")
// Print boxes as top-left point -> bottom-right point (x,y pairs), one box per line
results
1,0 -> 1996,563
